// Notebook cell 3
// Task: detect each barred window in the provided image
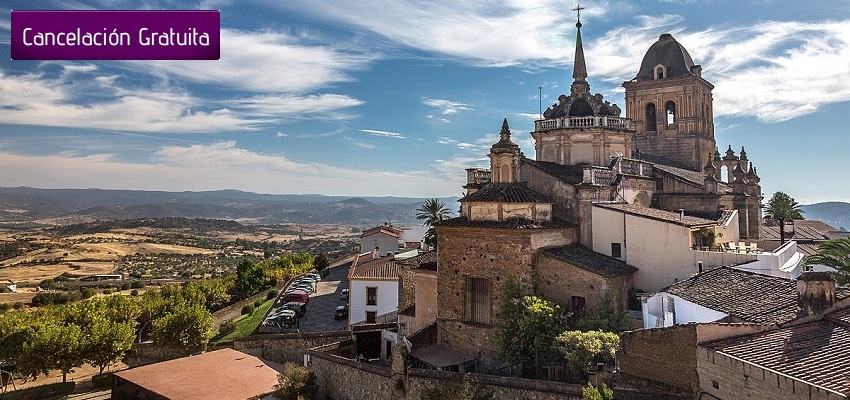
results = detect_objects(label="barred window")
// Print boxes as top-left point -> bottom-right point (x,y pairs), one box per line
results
465,277 -> 491,325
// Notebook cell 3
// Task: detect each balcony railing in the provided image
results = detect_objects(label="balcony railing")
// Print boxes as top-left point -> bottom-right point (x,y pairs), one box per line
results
465,168 -> 491,186
582,167 -> 615,186
535,116 -> 632,132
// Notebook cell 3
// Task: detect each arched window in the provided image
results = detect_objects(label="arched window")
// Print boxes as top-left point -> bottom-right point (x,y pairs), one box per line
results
645,103 -> 657,132
654,65 -> 667,80
665,101 -> 676,126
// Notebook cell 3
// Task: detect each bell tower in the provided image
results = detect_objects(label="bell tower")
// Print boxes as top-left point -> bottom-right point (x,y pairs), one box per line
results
623,34 -> 715,172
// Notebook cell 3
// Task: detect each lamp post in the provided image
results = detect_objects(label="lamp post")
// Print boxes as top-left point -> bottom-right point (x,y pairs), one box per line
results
779,217 -> 785,245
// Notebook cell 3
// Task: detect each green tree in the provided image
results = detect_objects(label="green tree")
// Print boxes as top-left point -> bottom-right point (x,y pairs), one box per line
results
764,191 -> 804,220
273,362 -> 319,400
85,320 -> 135,375
233,258 -> 267,299
313,253 -> 330,271
19,321 -> 84,383
416,198 -> 452,247
152,303 -> 214,355
495,280 -> 569,378
582,382 -> 614,400
421,376 -> 494,400
557,330 -> 619,382
804,237 -> 850,285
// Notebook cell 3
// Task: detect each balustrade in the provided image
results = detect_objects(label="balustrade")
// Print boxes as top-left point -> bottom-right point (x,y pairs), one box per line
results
534,116 -> 632,132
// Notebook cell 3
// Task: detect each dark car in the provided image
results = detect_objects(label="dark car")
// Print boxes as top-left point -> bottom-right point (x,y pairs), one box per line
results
334,305 -> 348,320
282,301 -> 307,316
268,309 -> 298,327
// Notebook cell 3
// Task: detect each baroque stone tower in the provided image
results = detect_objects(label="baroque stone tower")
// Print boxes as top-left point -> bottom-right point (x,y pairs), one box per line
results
489,118 -> 523,183
531,19 -> 632,167
623,33 -> 716,172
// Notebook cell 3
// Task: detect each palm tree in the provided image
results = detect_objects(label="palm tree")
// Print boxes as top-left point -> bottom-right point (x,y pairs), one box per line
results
764,191 -> 804,220
416,198 -> 451,247
804,237 -> 850,285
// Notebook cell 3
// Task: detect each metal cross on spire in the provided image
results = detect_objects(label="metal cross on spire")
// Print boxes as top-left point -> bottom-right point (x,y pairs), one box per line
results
572,3 -> 586,25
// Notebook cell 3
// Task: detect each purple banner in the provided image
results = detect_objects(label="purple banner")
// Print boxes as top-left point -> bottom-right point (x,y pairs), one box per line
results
11,10 -> 220,60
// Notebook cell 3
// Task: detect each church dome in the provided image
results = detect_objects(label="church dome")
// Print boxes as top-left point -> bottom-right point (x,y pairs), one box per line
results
635,33 -> 697,81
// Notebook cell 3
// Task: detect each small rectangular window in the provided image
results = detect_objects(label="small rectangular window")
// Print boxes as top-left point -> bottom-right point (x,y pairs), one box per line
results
367,287 -> 377,306
366,311 -> 376,323
611,243 -> 622,259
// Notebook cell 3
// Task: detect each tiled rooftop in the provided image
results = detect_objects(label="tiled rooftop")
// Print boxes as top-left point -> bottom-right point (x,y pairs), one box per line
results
653,163 -> 733,194
594,203 -> 717,227
397,250 -> 437,271
541,245 -> 638,278
522,159 -> 585,185
459,182 -> 551,203
762,225 -> 829,242
664,267 -> 849,324
349,254 -> 400,281
438,216 -> 564,229
360,225 -> 402,238
704,307 -> 850,395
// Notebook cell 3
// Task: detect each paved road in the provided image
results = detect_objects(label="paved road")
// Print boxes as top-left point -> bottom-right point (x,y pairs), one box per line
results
265,258 -> 351,333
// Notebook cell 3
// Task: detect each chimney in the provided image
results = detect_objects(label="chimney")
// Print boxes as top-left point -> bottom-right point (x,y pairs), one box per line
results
679,209 -> 684,221
797,271 -> 836,316
697,261 -> 703,274
372,246 -> 380,259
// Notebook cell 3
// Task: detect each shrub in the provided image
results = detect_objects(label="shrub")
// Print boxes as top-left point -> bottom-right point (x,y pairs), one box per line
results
80,287 -> 96,299
102,289 -> 113,295
130,289 -> 139,296
582,382 -> 614,400
120,282 -> 131,291
558,330 -> 620,382
421,376 -> 493,400
241,304 -> 255,315
130,280 -> 146,289
12,302 -> 23,310
0,303 -> 11,312
38,279 -> 56,290
219,319 -> 237,335
266,290 -> 277,300
253,299 -> 263,308
273,362 -> 319,400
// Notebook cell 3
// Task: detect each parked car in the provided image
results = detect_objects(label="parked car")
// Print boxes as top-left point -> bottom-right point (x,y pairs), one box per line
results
282,292 -> 309,304
291,283 -> 314,294
268,309 -> 298,327
340,288 -> 349,300
282,301 -> 307,316
334,305 -> 348,320
305,273 -> 321,281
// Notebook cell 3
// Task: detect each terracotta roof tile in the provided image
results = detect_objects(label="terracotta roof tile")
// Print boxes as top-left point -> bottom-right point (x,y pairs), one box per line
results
349,254 -> 400,280
459,182 -> 551,203
594,203 -> 716,227
398,251 -> 437,271
704,311 -> 850,395
360,225 -> 402,238
114,349 -> 282,400
664,267 -> 850,324
541,245 -> 638,278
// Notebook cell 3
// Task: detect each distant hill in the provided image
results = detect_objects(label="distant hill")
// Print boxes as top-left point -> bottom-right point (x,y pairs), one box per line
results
0,187 -> 458,227
800,202 -> 850,231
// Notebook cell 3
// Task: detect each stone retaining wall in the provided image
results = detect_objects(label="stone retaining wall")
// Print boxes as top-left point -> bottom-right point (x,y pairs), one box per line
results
233,331 -> 351,364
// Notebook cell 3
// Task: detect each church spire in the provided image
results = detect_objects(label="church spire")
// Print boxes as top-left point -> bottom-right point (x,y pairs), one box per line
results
570,4 -> 590,96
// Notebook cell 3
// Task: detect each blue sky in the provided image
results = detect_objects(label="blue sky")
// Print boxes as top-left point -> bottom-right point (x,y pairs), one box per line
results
1,0 -> 849,203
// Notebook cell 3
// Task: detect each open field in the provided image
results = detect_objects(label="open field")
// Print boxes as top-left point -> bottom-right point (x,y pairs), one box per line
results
0,218 -> 358,288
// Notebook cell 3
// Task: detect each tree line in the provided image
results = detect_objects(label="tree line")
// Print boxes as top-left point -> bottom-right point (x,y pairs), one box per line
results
0,252 -> 318,382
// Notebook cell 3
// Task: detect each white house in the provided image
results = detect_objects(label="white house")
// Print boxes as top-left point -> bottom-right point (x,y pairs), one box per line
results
347,251 -> 400,326
641,267 -> 847,329
359,223 -> 402,255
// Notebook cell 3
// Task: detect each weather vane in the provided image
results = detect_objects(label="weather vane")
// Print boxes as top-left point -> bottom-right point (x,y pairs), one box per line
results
572,3 -> 586,25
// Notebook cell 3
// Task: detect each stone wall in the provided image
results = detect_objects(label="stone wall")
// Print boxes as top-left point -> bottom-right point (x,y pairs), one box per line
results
617,324 -> 700,394
233,331 -> 351,364
308,347 -> 585,400
534,252 -> 632,314
696,346 -> 844,400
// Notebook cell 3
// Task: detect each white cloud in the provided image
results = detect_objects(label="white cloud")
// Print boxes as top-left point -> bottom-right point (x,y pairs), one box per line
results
581,17 -> 850,123
0,142 -> 461,197
228,94 -> 363,120
269,0 -> 609,66
422,98 -> 473,115
0,71 -> 269,132
276,132 -> 288,137
359,129 -> 406,139
131,28 -> 375,92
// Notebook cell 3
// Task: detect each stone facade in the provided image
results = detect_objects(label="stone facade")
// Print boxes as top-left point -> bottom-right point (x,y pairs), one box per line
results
435,225 -> 575,359
534,252 -> 633,313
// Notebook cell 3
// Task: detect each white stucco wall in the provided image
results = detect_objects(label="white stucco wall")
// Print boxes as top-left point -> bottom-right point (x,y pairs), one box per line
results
348,278 -> 399,326
360,232 -> 400,255
593,206 -> 696,291
642,292 -> 728,329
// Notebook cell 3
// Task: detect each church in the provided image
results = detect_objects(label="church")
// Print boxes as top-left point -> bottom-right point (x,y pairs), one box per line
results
421,13 -> 782,368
